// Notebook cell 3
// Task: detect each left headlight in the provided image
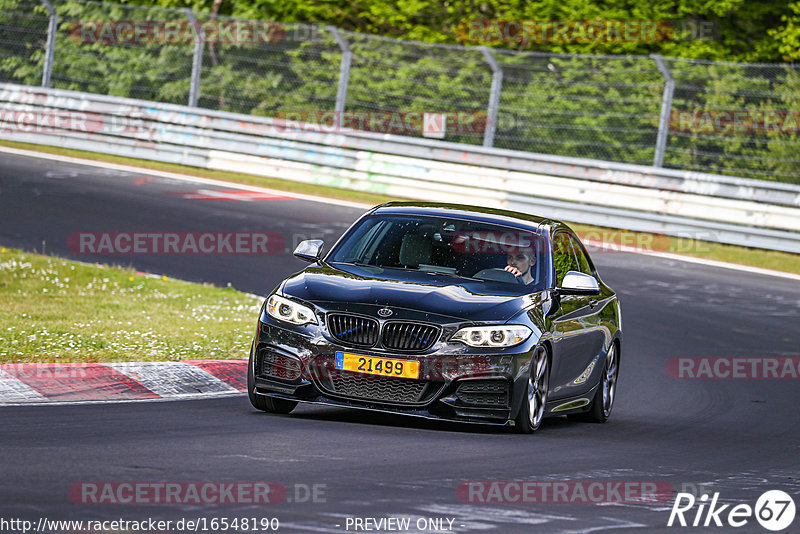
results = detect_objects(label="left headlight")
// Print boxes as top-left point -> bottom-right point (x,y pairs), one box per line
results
265,294 -> 318,325
451,325 -> 531,347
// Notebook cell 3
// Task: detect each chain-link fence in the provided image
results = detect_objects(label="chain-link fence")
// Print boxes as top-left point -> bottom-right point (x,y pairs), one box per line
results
0,0 -> 50,86
1,0 -> 799,182
665,58 -> 800,181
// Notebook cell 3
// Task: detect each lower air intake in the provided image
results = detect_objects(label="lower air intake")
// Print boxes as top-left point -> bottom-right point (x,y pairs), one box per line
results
330,374 -> 427,404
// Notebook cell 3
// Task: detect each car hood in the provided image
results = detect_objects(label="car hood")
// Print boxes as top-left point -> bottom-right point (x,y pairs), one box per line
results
281,263 -> 540,322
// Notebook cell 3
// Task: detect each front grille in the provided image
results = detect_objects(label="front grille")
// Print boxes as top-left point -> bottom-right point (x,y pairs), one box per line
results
327,313 -> 439,352
381,322 -> 439,351
329,374 -> 428,403
455,380 -> 510,407
328,313 -> 379,346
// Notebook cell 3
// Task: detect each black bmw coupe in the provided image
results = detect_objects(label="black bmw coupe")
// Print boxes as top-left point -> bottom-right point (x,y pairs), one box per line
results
248,202 -> 622,433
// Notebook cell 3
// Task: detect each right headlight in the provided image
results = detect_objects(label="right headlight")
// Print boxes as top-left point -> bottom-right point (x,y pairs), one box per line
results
451,325 -> 531,348
265,294 -> 317,325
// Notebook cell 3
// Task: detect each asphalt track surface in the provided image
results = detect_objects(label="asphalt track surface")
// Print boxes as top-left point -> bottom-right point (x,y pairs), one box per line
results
1,151 -> 799,533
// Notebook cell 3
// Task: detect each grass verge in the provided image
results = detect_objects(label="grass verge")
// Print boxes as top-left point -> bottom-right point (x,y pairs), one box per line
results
0,247 -> 259,364
2,139 -> 799,275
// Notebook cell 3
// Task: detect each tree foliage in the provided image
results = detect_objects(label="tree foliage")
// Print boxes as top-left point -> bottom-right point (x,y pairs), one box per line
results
1,0 -> 798,181
131,0 -> 799,63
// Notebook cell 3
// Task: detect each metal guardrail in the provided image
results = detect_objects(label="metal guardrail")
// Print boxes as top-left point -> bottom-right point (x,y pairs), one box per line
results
3,0 -> 800,180
1,82 -> 799,254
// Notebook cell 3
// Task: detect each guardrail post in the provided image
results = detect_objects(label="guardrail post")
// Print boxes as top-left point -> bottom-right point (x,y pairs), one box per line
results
39,0 -> 57,88
184,9 -> 204,107
327,26 -> 351,128
479,46 -> 502,148
652,54 -> 674,168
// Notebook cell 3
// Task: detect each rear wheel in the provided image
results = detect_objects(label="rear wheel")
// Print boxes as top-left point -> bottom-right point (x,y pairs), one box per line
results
248,345 -> 298,414
569,342 -> 618,423
515,346 -> 550,434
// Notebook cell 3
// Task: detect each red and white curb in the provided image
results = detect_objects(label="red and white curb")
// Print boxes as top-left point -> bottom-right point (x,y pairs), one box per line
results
0,360 -> 247,405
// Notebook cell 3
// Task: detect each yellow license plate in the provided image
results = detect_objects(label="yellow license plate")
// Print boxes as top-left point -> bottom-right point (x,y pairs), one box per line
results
334,352 -> 419,379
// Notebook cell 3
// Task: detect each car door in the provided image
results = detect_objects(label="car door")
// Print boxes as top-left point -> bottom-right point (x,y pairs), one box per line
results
547,231 -> 606,399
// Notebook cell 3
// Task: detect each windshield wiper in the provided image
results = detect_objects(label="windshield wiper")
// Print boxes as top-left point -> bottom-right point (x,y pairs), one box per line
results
339,262 -> 481,281
417,269 -> 481,282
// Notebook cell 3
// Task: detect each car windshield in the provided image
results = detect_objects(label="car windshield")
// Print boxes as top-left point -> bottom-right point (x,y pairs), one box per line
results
328,214 -> 545,288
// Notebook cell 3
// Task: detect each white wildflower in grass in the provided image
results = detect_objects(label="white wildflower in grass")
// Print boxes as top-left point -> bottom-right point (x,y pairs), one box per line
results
1,248 -> 257,364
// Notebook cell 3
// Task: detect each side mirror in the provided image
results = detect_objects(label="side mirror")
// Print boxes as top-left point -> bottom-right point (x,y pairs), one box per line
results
293,240 -> 324,263
559,271 -> 600,295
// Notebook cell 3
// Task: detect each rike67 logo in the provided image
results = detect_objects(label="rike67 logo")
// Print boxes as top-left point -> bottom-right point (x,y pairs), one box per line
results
668,490 -> 796,531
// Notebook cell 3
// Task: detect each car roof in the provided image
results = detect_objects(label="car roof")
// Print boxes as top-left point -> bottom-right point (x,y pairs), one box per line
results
371,202 -> 556,234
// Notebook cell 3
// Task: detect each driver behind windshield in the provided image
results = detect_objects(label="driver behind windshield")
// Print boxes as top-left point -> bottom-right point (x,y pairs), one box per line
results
503,245 -> 537,285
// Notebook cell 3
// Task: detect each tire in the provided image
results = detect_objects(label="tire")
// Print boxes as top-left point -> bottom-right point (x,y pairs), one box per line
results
515,346 -> 550,434
248,345 -> 298,414
569,342 -> 619,423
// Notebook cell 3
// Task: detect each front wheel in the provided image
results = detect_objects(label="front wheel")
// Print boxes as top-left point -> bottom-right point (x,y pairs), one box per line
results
248,345 -> 298,414
515,346 -> 550,434
569,343 -> 618,423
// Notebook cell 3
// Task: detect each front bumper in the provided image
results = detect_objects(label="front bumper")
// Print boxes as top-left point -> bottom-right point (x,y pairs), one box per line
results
252,317 -> 528,425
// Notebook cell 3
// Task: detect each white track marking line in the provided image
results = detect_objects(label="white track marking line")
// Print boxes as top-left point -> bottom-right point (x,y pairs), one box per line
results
2,145 -> 798,280
177,189 -> 289,200
0,145 -> 371,209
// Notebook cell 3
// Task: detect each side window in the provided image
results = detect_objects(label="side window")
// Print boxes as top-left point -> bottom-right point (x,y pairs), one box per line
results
552,232 -> 579,287
569,235 -> 593,276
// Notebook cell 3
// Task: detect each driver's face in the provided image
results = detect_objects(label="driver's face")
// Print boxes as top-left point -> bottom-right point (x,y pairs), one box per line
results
506,252 -> 533,274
